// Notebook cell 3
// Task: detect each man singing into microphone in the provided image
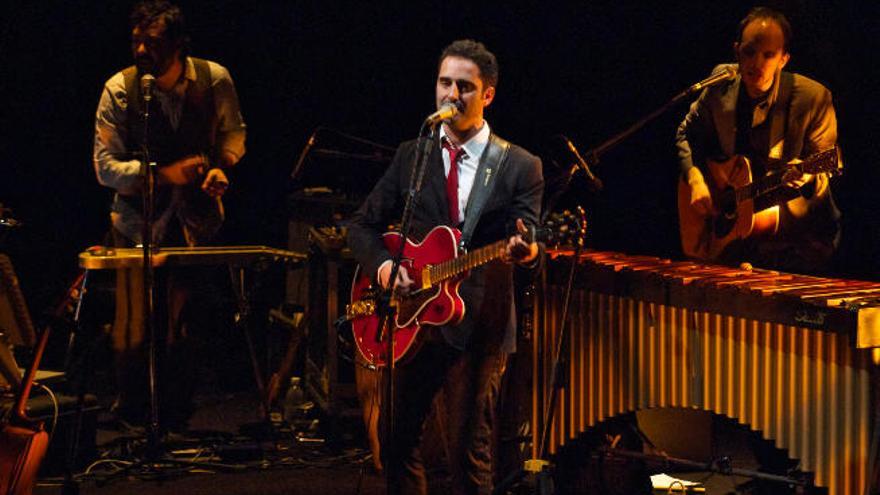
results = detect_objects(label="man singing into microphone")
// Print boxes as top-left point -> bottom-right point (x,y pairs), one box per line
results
347,39 -> 543,494
677,6 -> 841,273
93,0 -> 245,430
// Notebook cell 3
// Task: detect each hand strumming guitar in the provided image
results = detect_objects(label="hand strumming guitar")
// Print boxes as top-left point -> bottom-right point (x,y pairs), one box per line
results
378,262 -> 414,295
684,167 -> 713,217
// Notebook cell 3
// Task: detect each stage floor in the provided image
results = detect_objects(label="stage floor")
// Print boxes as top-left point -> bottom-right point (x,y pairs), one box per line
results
32,392 -> 388,495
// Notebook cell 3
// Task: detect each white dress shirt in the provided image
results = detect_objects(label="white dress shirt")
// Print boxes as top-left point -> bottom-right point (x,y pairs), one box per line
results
439,122 -> 491,224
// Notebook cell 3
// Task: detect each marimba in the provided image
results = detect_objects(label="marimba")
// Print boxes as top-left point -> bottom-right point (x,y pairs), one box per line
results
533,250 -> 880,495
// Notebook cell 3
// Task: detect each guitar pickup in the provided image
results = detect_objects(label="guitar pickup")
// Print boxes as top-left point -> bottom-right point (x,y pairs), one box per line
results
421,266 -> 433,290
345,298 -> 376,320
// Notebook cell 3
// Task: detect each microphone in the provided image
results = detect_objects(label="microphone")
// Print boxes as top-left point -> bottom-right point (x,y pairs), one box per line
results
687,66 -> 737,94
140,74 -> 156,102
424,103 -> 459,126
561,135 -> 603,192
291,128 -> 318,180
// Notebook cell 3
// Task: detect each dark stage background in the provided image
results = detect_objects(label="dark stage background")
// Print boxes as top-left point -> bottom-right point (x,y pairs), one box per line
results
0,1 -> 877,315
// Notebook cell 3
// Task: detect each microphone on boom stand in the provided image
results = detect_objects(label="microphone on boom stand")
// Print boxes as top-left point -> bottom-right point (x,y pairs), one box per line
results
559,135 -> 603,192
687,65 -> 737,94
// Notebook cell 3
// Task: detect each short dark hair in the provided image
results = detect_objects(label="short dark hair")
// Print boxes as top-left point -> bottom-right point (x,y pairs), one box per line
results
438,39 -> 499,89
737,6 -> 792,52
130,0 -> 189,56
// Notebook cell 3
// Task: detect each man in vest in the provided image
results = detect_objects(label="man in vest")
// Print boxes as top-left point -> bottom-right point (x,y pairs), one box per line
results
93,0 -> 246,430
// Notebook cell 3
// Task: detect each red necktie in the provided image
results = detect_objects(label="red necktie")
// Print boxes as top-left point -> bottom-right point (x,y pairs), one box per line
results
442,139 -> 463,224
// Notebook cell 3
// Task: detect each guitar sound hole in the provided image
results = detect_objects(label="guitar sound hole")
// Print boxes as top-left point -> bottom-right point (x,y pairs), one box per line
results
713,215 -> 735,238
717,189 -> 737,218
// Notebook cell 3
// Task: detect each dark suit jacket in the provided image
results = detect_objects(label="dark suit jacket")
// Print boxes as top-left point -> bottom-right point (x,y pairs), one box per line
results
676,65 -> 841,270
346,131 -> 543,353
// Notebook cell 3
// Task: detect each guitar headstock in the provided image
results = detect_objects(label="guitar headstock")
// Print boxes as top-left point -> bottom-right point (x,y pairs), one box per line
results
536,206 -> 588,248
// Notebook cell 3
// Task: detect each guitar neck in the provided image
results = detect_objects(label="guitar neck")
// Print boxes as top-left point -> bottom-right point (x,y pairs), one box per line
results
427,239 -> 508,285
733,147 -> 838,204
736,171 -> 784,202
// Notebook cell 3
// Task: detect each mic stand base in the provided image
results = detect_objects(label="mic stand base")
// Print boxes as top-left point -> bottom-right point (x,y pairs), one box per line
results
494,458 -> 554,495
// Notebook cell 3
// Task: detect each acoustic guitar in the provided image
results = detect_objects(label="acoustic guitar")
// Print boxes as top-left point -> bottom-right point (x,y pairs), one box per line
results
677,147 -> 841,260
0,272 -> 84,495
347,210 -> 584,367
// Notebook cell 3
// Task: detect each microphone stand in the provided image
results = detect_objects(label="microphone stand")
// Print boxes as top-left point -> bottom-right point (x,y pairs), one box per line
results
139,80 -> 162,460
495,77 -> 720,495
493,208 -> 587,495
94,78 -> 243,485
375,119 -> 435,495
570,80 -> 707,192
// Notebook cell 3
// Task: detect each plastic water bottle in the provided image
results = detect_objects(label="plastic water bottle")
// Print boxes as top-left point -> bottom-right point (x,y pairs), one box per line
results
283,376 -> 306,426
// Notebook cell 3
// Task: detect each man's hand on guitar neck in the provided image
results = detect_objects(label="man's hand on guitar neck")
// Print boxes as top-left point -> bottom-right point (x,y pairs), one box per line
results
504,218 -> 539,265
685,167 -> 713,217
782,158 -> 814,190
378,261 -> 414,295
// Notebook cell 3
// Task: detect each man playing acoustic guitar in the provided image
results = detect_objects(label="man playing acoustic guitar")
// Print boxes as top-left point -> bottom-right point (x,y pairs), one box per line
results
346,39 -> 542,494
676,6 -> 841,274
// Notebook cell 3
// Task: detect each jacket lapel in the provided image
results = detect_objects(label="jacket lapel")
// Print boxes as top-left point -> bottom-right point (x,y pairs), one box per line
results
716,76 -> 740,157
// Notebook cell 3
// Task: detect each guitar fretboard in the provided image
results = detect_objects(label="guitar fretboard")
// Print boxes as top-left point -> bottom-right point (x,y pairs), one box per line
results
427,239 -> 508,284
733,147 -> 838,203
736,171 -> 785,202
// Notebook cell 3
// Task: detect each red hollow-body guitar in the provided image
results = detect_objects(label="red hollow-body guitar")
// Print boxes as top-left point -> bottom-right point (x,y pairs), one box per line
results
347,212 -> 582,367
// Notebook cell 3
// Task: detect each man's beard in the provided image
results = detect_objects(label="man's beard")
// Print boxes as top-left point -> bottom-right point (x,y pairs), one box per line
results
136,56 -> 170,77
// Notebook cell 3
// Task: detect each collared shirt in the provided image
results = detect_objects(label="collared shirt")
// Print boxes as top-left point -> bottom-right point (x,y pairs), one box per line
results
439,122 -> 491,224
736,68 -> 779,170
93,56 -> 246,194
748,66 -> 783,130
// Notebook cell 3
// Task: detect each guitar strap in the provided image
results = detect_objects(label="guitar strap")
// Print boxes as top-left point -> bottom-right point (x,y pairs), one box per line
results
459,133 -> 511,250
